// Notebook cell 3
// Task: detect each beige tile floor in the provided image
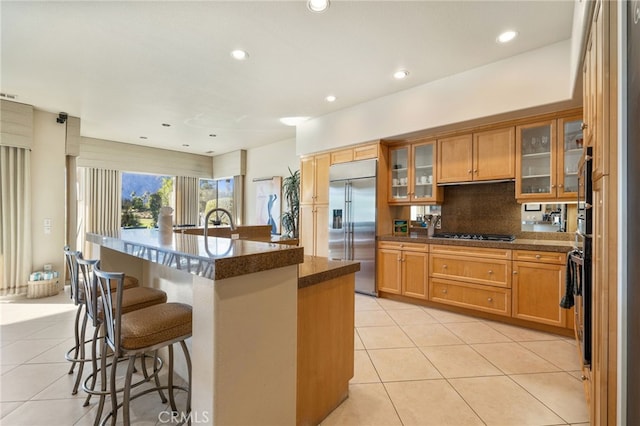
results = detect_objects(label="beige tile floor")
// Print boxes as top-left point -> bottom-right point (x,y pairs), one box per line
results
1,289 -> 589,425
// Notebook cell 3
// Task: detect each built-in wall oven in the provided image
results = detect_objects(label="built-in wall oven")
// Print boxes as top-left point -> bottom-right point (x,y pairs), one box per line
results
572,146 -> 593,367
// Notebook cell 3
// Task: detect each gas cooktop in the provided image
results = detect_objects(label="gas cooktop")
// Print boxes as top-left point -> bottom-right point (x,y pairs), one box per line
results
431,233 -> 516,242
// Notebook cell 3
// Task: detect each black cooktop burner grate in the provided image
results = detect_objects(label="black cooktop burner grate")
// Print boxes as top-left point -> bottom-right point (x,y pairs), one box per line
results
431,232 -> 516,242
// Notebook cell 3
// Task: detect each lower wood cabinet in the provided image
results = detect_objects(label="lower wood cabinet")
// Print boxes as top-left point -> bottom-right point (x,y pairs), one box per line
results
429,278 -> 511,316
377,241 -> 428,299
377,241 -> 572,330
300,204 -> 328,257
512,250 -> 568,327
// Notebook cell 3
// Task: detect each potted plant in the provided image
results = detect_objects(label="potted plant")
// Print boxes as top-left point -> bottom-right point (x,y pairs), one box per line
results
281,168 -> 300,238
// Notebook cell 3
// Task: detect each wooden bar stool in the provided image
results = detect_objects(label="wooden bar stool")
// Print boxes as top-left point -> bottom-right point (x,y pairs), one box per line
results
63,247 -> 138,395
93,264 -> 192,426
75,257 -> 167,410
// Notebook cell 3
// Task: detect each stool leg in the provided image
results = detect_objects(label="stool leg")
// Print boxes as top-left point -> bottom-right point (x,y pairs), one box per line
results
83,325 -> 101,407
72,311 -> 89,395
68,305 -> 83,374
123,355 -> 137,426
109,350 -> 121,426
141,350 -> 167,404
168,344 -> 177,412
94,339 -> 108,426
181,340 -> 192,418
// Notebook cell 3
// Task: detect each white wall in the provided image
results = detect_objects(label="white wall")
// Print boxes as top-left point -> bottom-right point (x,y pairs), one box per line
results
31,110 -> 67,275
244,138 -> 299,227
297,40 -> 579,155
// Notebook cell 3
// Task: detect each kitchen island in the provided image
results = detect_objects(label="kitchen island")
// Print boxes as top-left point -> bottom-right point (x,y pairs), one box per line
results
87,229 -> 358,426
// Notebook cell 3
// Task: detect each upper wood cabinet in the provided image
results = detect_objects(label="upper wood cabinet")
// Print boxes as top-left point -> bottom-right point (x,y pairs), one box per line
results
516,116 -> 583,201
300,153 -> 330,257
388,141 -> 442,204
301,153 -> 330,205
437,127 -> 515,184
330,143 -> 378,165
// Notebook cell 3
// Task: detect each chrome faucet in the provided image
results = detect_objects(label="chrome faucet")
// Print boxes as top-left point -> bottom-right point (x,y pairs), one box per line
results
203,208 -> 236,258
204,208 -> 236,234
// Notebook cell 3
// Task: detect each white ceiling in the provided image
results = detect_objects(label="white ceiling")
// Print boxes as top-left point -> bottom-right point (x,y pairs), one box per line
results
1,1 -> 576,157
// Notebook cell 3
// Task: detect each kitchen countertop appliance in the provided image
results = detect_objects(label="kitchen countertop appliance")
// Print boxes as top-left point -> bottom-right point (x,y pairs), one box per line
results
328,159 -> 377,295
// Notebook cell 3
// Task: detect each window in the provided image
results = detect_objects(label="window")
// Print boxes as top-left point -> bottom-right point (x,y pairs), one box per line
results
199,178 -> 238,226
121,172 -> 174,228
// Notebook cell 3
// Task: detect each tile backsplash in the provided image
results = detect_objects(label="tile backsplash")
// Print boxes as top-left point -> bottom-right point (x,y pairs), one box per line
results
437,181 -> 572,240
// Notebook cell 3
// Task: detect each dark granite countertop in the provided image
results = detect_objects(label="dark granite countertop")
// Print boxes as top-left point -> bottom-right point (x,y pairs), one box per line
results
298,256 -> 361,289
377,234 -> 575,253
87,229 -> 304,281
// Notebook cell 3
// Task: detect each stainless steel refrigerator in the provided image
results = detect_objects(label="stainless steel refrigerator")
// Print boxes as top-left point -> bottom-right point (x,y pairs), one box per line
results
328,159 -> 377,295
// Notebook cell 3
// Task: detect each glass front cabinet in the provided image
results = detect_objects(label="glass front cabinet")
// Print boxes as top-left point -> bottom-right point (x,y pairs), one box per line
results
389,141 -> 442,204
516,116 -> 583,201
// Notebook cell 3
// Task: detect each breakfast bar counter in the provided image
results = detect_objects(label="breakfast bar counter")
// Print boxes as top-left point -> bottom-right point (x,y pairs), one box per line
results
87,229 -> 358,426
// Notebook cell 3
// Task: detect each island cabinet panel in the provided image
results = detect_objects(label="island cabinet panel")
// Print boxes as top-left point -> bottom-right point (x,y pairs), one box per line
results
429,278 -> 511,316
297,274 -> 355,426
430,254 -> 511,289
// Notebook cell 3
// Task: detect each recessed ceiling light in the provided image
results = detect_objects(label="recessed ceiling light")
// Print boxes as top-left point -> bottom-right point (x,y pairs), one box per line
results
182,144 -> 190,147
230,49 -> 249,60
0,92 -> 17,99
205,150 -> 215,154
497,30 -> 518,44
209,134 -> 217,137
279,116 -> 310,126
139,136 -> 148,139
393,70 -> 409,80
161,123 -> 171,127
308,0 -> 330,13
325,95 -> 337,103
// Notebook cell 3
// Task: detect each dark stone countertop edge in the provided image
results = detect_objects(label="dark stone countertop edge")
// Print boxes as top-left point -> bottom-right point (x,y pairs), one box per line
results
213,247 -> 305,280
377,235 -> 575,253
298,256 -> 361,289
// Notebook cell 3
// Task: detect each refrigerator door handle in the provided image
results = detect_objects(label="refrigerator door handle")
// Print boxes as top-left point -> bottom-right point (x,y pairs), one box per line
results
343,182 -> 349,260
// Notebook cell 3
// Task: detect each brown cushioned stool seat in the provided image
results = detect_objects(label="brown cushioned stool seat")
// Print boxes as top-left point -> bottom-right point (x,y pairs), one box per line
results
120,303 -> 192,350
97,287 -> 167,318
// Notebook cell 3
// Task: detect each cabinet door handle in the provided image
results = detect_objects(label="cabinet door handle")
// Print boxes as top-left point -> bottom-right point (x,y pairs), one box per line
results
442,289 -> 448,294
487,297 -> 493,302
581,123 -> 588,130
513,271 -> 518,274
400,244 -> 404,248
535,254 -> 541,259
468,169 -> 472,174
581,375 -> 588,381
473,169 -> 478,174
488,270 -> 493,274
442,264 -> 448,269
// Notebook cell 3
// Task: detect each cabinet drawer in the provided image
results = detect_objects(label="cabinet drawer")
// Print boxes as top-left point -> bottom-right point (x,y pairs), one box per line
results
430,244 -> 511,260
430,254 -> 511,288
378,241 -> 428,252
330,149 -> 354,165
353,144 -> 378,161
513,250 -> 566,265
429,279 -> 511,316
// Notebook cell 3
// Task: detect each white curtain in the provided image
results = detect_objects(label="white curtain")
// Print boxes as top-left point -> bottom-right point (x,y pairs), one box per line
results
175,176 -> 199,226
81,168 -> 120,255
0,146 -> 32,291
